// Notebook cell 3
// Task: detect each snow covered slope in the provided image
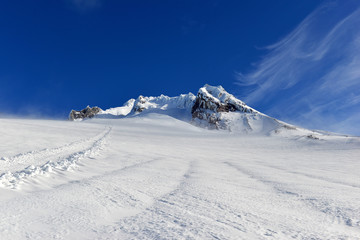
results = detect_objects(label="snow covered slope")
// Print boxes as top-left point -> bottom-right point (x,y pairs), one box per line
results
0,116 -> 360,239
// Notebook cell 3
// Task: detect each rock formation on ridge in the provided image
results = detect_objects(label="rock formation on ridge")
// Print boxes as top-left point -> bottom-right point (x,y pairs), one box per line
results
191,84 -> 256,129
69,106 -> 102,121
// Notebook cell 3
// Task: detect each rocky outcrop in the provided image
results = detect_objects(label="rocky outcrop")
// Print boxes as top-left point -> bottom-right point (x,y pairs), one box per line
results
133,95 -> 147,113
69,106 -> 102,121
191,85 -> 255,129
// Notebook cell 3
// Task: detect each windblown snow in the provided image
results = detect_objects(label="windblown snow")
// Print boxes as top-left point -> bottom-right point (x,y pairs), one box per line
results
0,113 -> 359,239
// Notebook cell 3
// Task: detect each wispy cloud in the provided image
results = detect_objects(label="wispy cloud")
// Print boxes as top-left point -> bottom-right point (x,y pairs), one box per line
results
237,1 -> 360,135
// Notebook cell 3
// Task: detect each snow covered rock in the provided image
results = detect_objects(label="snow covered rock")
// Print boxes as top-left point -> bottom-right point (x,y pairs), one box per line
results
69,106 -> 102,121
191,85 -> 256,129
190,85 -> 291,134
192,85 -> 255,114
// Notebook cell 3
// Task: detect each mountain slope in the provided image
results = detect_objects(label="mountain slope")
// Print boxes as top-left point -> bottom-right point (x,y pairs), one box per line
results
70,84 -> 324,137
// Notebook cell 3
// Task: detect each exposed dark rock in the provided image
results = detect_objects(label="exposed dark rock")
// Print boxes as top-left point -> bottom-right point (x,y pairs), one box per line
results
274,124 -> 297,134
69,106 -> 102,121
283,125 -> 297,130
191,85 -> 255,129
307,134 -> 320,140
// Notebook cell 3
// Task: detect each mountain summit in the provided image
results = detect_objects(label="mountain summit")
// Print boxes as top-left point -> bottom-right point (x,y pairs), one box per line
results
69,85 -> 317,136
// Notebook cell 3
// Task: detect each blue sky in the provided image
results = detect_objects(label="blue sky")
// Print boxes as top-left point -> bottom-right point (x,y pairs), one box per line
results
237,0 -> 360,135
0,0 -> 359,135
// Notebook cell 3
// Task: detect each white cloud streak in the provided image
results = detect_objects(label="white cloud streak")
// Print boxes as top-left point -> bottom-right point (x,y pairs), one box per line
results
237,1 -> 360,135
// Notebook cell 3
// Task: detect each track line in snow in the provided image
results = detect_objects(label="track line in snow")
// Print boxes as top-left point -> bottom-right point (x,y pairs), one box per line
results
51,157 -> 162,192
1,128 -> 108,168
223,161 -> 360,230
256,161 -> 360,189
0,127 -> 112,189
223,161 -> 301,197
107,160 -> 258,239
0,155 -> 193,239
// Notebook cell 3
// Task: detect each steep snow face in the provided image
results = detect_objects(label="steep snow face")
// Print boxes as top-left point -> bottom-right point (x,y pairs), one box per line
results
192,85 -> 256,114
99,99 -> 135,116
191,85 -> 281,134
132,93 -> 196,114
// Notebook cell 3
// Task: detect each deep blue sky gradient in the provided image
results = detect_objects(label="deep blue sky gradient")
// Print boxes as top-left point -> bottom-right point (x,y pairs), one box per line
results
0,0 -> 321,117
6,0 -> 359,136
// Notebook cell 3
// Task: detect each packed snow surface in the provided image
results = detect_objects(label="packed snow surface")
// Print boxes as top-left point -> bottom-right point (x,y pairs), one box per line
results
0,116 -> 360,239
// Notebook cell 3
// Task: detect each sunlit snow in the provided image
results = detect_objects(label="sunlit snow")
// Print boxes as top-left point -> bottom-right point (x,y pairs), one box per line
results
0,115 -> 359,239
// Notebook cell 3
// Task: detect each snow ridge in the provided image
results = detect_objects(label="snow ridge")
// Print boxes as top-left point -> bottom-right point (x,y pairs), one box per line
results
196,84 -> 256,113
132,93 -> 196,113
100,99 -> 135,116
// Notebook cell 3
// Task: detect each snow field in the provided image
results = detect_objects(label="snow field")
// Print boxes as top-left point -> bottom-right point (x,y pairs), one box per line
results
0,115 -> 359,239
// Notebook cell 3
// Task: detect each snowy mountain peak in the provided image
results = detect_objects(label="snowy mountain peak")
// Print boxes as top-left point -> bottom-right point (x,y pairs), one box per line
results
190,85 -> 265,131
200,84 -> 237,103
193,84 -> 256,114
68,84 -> 316,136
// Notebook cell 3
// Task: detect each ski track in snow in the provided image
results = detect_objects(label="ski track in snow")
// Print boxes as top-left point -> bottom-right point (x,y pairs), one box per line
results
0,116 -> 359,239
0,126 -> 112,189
